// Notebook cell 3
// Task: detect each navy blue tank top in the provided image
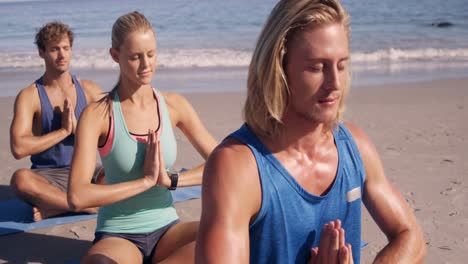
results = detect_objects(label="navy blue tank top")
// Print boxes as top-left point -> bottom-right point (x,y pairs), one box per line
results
229,123 -> 365,264
30,75 -> 87,168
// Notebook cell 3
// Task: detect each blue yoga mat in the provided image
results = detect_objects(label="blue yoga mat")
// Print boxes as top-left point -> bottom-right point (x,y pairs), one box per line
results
172,185 -> 202,202
361,241 -> 369,248
0,185 -> 202,236
0,198 -> 96,236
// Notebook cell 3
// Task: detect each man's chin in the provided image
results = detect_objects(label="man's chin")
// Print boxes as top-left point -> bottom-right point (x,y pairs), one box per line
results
55,67 -> 69,74
59,69 -> 68,73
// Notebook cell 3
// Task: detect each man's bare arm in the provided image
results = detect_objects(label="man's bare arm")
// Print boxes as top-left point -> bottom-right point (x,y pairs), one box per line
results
346,122 -> 426,263
195,139 -> 261,264
10,87 -> 72,159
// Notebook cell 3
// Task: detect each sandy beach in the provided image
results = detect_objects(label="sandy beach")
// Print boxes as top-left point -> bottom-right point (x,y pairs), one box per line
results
0,75 -> 466,263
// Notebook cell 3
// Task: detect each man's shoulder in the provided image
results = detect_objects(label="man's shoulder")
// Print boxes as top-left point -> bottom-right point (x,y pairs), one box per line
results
19,82 -> 38,94
218,136 -> 253,154
341,121 -> 379,167
208,137 -> 257,174
203,135 -> 262,218
341,122 -> 369,145
11,83 -> 41,126
76,78 -> 99,91
82,98 -> 108,113
75,77 -> 105,101
15,82 -> 39,103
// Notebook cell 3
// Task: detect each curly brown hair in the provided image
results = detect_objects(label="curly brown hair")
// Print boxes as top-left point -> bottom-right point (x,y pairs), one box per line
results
34,21 -> 74,51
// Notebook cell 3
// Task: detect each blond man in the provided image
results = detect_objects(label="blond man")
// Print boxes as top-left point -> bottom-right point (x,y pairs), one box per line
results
196,0 -> 426,263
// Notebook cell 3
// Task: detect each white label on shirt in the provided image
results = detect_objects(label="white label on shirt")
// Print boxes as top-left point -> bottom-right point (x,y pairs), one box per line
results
347,187 -> 361,202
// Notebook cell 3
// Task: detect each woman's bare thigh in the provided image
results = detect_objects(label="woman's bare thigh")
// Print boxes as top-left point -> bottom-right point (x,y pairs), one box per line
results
153,221 -> 199,262
82,236 -> 143,264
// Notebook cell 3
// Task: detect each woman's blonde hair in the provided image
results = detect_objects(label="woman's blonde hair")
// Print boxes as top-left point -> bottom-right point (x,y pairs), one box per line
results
243,0 -> 350,138
111,11 -> 153,51
99,11 -> 154,107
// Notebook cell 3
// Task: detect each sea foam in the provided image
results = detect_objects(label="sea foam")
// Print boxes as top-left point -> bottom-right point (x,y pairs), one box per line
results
1,47 -> 467,70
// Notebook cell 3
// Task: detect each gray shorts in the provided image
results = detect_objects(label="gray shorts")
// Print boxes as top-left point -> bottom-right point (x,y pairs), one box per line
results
93,219 -> 180,263
32,165 -> 103,192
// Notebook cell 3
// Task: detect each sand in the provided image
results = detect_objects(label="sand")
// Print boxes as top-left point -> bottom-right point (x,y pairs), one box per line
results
0,76 -> 467,263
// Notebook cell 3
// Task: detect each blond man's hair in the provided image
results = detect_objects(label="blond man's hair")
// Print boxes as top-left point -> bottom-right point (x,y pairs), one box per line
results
243,0 -> 350,138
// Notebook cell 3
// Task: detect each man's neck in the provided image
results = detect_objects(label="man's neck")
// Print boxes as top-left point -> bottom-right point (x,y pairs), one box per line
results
42,71 -> 72,90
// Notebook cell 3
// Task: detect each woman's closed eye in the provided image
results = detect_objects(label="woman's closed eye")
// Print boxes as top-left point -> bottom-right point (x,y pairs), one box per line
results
306,63 -> 324,72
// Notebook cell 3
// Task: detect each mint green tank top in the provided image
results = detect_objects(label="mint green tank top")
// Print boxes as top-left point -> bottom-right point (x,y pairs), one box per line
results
97,89 -> 179,233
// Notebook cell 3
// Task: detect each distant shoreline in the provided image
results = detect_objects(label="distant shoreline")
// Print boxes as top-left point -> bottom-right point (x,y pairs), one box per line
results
1,65 -> 467,98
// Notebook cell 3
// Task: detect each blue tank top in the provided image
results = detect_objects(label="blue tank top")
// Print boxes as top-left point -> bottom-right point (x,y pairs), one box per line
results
30,75 -> 87,169
229,123 -> 365,264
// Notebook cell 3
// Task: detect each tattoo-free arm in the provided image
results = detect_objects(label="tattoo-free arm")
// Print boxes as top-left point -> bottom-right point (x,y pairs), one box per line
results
67,103 -> 157,211
195,139 -> 261,263
10,87 -> 70,159
346,122 -> 426,263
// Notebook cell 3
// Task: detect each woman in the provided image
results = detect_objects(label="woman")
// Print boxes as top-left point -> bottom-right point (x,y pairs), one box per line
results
68,11 -> 217,263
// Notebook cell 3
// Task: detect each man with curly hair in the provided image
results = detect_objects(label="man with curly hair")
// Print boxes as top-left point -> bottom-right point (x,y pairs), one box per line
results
9,21 -> 104,221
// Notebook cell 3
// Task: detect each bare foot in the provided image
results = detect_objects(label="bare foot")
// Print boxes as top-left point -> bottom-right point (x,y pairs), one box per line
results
83,207 -> 99,214
32,207 -> 98,221
33,207 -> 99,222
32,207 -> 67,222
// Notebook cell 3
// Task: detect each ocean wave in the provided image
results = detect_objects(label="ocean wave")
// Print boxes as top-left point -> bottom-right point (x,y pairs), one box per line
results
0,48 -> 252,69
1,47 -> 468,69
352,48 -> 468,62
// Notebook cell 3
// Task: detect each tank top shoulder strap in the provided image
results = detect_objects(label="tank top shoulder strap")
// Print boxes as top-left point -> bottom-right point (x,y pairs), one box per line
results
153,89 -> 177,169
332,123 -> 366,183
333,123 -> 361,157
153,89 -> 176,140
333,123 -> 353,140
98,96 -> 115,157
228,125 -> 271,184
111,90 -> 124,134
71,75 -> 88,116
35,77 -> 54,132
229,124 -> 265,154
228,124 -> 275,222
99,91 -> 126,157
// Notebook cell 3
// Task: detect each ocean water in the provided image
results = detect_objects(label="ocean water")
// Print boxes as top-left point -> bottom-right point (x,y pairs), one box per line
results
0,0 -> 467,93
